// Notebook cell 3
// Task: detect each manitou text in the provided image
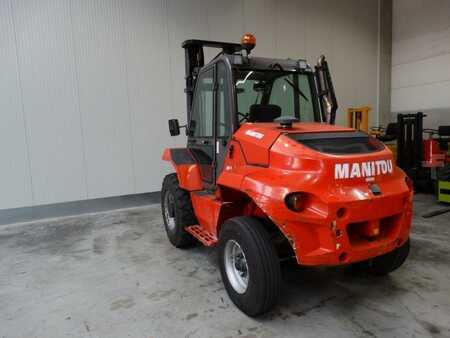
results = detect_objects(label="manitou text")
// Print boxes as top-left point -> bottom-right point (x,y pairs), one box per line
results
334,160 -> 393,179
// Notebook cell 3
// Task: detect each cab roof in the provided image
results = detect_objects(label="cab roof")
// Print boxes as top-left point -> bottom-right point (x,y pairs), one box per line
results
222,54 -> 313,73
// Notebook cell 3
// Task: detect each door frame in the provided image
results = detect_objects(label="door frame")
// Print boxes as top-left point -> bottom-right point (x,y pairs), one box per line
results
187,57 -> 234,190
214,57 -> 235,182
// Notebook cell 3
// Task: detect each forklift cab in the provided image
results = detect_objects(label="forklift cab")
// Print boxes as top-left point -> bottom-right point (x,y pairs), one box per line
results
169,34 -> 337,189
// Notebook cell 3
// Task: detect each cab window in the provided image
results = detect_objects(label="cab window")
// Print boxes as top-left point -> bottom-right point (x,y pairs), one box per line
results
270,74 -> 314,121
235,70 -> 316,123
216,62 -> 231,138
191,68 -> 214,137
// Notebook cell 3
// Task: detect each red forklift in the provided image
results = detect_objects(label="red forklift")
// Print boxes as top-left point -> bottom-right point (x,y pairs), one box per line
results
377,112 -> 450,202
161,34 -> 412,316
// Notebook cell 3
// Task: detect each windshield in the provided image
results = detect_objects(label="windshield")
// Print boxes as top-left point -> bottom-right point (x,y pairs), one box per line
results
234,69 -> 317,123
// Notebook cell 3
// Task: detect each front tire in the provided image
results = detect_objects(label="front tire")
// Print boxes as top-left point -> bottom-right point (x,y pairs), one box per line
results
161,173 -> 196,248
218,217 -> 281,316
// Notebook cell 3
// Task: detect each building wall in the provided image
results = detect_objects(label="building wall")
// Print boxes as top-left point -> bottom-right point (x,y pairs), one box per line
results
0,0 -> 384,210
391,0 -> 450,127
379,0 -> 393,126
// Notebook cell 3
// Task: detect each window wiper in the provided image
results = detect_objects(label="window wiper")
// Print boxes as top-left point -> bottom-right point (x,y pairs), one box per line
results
284,78 -> 309,102
269,63 -> 309,102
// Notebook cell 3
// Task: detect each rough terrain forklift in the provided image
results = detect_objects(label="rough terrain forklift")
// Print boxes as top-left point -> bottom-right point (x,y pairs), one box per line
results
161,34 -> 412,316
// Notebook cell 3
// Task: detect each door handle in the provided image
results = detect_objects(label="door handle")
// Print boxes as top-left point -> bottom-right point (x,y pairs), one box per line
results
200,140 -> 209,145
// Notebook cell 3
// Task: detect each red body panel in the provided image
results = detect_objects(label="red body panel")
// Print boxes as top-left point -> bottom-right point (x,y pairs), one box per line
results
162,148 -> 203,191
163,122 -> 413,267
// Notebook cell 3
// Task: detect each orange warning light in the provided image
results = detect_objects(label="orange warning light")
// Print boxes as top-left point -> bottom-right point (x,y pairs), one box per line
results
241,33 -> 256,52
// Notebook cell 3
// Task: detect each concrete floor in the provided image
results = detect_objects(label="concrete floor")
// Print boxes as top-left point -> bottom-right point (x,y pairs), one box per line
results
1,194 -> 449,338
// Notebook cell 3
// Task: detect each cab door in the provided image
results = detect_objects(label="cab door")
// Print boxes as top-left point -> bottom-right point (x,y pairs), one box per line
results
188,66 -> 215,187
188,61 -> 233,189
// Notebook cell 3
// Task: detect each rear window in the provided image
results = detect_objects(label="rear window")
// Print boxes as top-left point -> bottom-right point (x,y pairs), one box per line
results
288,131 -> 384,154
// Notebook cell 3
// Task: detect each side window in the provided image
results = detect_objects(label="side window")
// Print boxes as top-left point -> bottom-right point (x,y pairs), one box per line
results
236,79 -> 261,117
216,63 -> 231,137
191,69 -> 214,137
297,75 -> 314,122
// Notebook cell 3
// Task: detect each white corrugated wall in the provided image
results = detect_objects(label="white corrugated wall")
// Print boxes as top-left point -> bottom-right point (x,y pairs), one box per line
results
0,0 -> 382,210
391,0 -> 450,127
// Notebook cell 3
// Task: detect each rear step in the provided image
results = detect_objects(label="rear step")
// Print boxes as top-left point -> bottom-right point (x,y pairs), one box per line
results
186,225 -> 218,246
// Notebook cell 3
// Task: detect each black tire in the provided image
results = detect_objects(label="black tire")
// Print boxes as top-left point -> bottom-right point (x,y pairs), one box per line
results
161,173 -> 196,248
367,239 -> 410,276
218,217 -> 281,316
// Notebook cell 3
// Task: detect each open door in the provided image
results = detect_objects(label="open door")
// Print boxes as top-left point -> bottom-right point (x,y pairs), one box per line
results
315,55 -> 338,124
187,60 -> 233,190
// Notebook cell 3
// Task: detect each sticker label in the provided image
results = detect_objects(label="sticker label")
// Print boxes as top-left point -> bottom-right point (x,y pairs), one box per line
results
334,160 -> 393,179
245,130 -> 264,140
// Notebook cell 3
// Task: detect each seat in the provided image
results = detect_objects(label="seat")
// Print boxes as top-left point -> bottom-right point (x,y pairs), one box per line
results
378,122 -> 398,142
248,104 -> 282,122
438,126 -> 450,151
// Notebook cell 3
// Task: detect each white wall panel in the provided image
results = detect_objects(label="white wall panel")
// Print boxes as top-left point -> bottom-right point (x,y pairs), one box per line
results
328,0 -> 359,126
0,0 -> 33,209
166,0 -> 209,148
350,0 -> 379,127
166,0 -> 209,119
11,0 -> 86,205
392,0 -> 450,125
274,0 -> 307,59
242,0 -> 276,57
206,0 -> 243,45
392,82 -> 450,114
71,0 -> 134,198
392,54 -> 450,89
0,0 -> 384,209
122,0 -> 171,193
392,28 -> 450,67
304,0 -> 334,62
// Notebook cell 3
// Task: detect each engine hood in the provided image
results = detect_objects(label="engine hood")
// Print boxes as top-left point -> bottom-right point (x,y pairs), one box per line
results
220,122 -> 409,225
234,122 -> 354,166
269,131 -> 403,191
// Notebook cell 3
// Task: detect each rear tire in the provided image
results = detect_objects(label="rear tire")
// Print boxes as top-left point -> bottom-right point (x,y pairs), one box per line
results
161,173 -> 196,248
357,239 -> 410,276
218,217 -> 281,316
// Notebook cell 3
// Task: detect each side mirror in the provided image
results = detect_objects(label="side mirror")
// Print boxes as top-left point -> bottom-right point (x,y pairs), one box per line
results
168,119 -> 180,136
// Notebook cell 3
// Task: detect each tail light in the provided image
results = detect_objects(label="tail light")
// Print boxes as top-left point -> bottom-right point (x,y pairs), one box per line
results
285,193 -> 305,212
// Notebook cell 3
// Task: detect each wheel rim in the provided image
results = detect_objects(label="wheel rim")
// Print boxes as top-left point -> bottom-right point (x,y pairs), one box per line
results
224,239 -> 249,294
163,190 -> 176,231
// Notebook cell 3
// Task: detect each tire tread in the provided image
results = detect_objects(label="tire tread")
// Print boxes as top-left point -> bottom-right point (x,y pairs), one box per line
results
219,216 -> 281,316
161,173 -> 196,247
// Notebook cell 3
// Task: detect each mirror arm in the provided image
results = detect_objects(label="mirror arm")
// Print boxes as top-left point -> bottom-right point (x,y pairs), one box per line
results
179,124 -> 188,135
179,123 -> 193,136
